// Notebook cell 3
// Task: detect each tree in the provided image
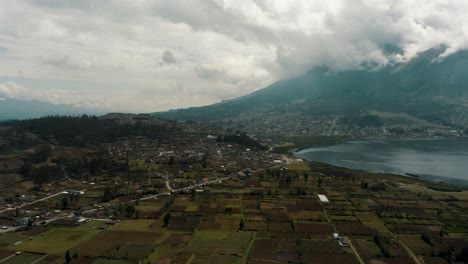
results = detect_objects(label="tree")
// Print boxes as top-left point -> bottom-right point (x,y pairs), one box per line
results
239,218 -> 245,231
61,197 -> 69,210
102,187 -> 117,202
163,213 -> 171,227
65,250 -> 71,264
191,188 -> 196,201
124,204 -> 135,217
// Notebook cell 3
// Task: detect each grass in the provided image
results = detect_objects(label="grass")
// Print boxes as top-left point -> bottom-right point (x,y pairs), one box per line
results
399,235 -> 432,255
72,230 -> 164,258
190,231 -> 252,251
355,211 -> 394,236
109,219 -> 160,232
285,161 -> 309,171
265,135 -> 347,150
93,259 -> 132,264
1,252 -> 45,264
114,243 -> 153,260
411,219 -> 443,225
0,234 -> 28,247
329,215 -> 358,221
15,221 -> 102,254
193,230 -> 230,240
129,159 -> 159,172
146,245 -> 174,263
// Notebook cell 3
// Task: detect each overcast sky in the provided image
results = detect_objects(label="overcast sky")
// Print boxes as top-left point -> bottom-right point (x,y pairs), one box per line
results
0,0 -> 467,113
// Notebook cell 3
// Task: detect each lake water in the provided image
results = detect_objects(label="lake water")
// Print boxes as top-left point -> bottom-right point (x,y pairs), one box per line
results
296,138 -> 468,186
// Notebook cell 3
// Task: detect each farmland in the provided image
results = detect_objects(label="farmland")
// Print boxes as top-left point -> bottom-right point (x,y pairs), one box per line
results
2,161 -> 468,264
0,116 -> 467,263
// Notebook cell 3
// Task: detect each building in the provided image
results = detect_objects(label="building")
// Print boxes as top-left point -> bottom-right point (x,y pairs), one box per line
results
318,194 -> 329,203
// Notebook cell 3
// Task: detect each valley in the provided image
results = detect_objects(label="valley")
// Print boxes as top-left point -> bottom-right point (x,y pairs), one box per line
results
0,115 -> 467,263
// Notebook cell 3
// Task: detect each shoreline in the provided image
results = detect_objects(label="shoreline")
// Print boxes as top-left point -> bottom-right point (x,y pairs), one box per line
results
294,137 -> 468,188
301,160 -> 468,191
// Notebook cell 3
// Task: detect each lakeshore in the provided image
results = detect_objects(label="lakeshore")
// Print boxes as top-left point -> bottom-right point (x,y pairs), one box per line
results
296,138 -> 468,186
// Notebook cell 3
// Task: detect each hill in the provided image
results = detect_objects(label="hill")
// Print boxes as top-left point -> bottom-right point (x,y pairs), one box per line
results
154,47 -> 468,137
0,97 -> 98,120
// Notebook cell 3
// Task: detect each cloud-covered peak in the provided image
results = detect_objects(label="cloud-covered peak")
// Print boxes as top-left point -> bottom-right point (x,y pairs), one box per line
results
0,0 -> 467,112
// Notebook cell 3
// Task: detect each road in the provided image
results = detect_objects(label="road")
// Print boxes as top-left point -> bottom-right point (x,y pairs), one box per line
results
348,238 -> 365,264
400,238 -> 423,264
0,252 -> 17,263
140,174 -> 239,202
0,226 -> 18,234
160,164 -> 285,199
0,191 -> 65,214
0,188 -> 88,215
0,189 -> 88,234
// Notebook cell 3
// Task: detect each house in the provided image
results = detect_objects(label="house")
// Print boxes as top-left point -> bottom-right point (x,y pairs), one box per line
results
338,238 -> 350,247
318,194 -> 330,203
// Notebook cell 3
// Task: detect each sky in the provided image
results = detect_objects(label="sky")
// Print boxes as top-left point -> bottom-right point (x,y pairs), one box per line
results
0,0 -> 467,113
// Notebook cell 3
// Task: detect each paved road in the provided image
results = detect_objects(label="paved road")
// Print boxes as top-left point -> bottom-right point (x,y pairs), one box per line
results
0,191 -> 64,215
0,226 -> 18,234
30,254 -> 49,264
140,175 -> 236,202
0,252 -> 17,263
0,188 -> 88,215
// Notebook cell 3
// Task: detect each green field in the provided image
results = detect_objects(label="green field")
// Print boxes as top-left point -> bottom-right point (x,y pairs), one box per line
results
2,252 -> 45,264
109,219 -> 160,232
92,259 -> 132,264
190,230 -> 252,250
15,221 -> 103,254
285,161 -> 310,171
129,159 -> 159,172
0,234 -> 28,247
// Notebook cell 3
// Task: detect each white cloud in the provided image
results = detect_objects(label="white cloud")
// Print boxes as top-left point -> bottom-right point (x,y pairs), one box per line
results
0,0 -> 467,112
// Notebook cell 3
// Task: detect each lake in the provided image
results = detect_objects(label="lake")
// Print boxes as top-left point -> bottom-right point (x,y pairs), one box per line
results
295,138 -> 468,186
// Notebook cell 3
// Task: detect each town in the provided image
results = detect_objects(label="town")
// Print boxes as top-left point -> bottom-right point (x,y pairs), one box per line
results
215,112 -> 467,140
0,115 -> 467,264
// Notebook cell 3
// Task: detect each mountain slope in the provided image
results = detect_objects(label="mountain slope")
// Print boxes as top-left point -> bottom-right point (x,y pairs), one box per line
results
154,47 -> 468,128
0,98 -> 97,120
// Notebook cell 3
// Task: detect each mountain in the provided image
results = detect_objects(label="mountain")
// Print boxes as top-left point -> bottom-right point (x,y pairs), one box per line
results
0,98 -> 98,120
154,47 -> 468,134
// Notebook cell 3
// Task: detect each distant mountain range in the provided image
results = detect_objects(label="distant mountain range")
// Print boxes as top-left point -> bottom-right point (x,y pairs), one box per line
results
0,98 -> 98,120
154,47 -> 468,132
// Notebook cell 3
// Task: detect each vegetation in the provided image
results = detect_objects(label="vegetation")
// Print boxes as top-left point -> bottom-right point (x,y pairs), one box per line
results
0,115 -> 467,263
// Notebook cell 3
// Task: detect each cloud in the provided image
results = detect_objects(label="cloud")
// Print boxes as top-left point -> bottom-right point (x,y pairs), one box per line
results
0,81 -> 103,109
162,50 -> 177,65
0,0 -> 467,112
0,82 -> 35,101
194,66 -> 225,80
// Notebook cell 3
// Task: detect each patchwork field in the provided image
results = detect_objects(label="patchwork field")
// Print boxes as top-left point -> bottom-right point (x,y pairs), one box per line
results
1,151 -> 467,264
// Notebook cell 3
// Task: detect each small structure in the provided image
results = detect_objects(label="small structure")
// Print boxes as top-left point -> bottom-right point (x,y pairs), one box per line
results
332,232 -> 339,239
338,238 -> 350,247
318,194 -> 330,203
76,217 -> 87,225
